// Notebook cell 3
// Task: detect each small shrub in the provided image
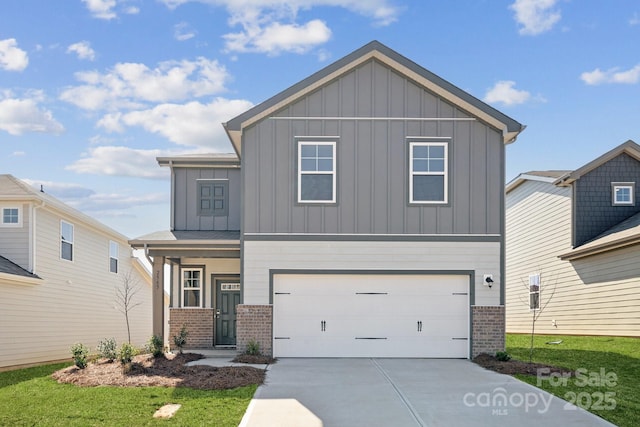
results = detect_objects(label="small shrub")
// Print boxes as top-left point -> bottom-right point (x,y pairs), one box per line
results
172,325 -> 189,354
496,351 -> 512,362
96,338 -> 117,362
147,335 -> 164,358
71,343 -> 89,369
246,339 -> 261,356
118,342 -> 138,365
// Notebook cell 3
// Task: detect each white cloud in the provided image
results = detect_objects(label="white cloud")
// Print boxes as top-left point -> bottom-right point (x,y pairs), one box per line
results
224,19 -> 331,55
21,178 -> 167,219
66,146 -> 173,179
509,0 -> 561,35
0,92 -> 64,135
159,0 -> 400,54
483,81 -> 531,106
98,98 -> 253,149
82,0 -> 117,20
630,12 -> 640,26
67,41 -> 96,61
60,57 -> 229,110
580,65 -> 640,85
12,151 -> 25,156
174,22 -> 196,41
0,38 -> 29,71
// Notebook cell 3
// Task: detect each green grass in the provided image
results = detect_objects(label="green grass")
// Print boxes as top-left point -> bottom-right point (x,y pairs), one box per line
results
507,334 -> 640,427
0,362 -> 256,426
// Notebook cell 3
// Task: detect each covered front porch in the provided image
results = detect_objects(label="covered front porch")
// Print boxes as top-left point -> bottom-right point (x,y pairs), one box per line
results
130,230 -> 241,350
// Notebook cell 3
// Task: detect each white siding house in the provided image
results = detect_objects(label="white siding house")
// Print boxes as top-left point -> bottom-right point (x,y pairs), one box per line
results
0,174 -> 156,369
506,142 -> 640,337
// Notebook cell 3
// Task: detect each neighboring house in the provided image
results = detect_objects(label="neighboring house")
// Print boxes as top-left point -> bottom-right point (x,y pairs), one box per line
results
0,174 -> 155,369
506,140 -> 640,337
131,41 -> 525,358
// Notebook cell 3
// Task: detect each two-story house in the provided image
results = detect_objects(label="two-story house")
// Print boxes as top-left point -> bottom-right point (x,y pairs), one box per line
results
0,174 -> 155,369
506,140 -> 640,337
131,41 -> 525,358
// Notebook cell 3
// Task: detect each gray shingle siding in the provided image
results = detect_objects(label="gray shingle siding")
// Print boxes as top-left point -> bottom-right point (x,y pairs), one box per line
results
574,153 -> 640,246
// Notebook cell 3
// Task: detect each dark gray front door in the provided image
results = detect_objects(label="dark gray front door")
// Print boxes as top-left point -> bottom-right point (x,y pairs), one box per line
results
215,279 -> 240,346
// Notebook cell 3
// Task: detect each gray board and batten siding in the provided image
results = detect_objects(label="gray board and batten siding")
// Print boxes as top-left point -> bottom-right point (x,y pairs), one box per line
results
172,167 -> 241,231
241,58 -> 506,236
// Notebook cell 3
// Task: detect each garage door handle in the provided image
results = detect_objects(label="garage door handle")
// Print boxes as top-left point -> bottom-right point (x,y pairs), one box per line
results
321,320 -> 326,332
417,321 -> 422,332
452,337 -> 468,340
355,337 -> 387,340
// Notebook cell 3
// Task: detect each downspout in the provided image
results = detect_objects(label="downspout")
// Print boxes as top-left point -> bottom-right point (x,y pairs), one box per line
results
30,200 -> 46,274
143,243 -> 153,266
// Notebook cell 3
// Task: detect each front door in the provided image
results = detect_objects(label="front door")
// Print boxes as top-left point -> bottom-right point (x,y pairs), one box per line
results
215,279 -> 240,346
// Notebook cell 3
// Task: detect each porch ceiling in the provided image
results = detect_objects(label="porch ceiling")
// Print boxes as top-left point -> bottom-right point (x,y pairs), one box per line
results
129,230 -> 240,258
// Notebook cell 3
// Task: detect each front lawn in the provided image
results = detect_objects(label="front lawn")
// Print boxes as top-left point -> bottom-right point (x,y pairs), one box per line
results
0,362 -> 256,426
507,334 -> 639,427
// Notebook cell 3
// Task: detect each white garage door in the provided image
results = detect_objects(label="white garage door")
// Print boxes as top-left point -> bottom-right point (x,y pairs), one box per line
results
273,274 -> 469,358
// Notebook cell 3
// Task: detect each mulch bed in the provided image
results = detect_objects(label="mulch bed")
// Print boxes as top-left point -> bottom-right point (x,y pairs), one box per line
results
473,353 -> 572,376
52,353 -> 266,390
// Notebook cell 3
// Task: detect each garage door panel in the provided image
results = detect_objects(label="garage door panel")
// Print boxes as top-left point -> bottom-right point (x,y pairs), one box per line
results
273,274 -> 470,358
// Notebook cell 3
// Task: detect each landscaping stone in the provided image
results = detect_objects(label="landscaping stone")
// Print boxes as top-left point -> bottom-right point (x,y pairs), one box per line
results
153,404 -> 181,419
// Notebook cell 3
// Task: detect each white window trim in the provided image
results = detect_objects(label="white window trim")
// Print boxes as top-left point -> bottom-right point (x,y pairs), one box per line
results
297,140 -> 337,204
181,267 -> 203,308
60,220 -> 74,262
1,206 -> 22,227
529,273 -> 541,311
409,141 -> 448,204
612,182 -> 634,206
109,241 -> 119,274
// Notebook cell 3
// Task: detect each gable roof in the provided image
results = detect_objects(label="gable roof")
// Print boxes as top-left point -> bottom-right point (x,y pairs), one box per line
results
506,170 -> 571,193
555,140 -> 640,186
224,40 -> 525,156
0,174 -> 130,241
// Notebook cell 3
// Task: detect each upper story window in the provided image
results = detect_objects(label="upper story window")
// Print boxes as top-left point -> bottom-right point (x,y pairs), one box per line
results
197,180 -> 229,217
1,207 -> 21,227
61,221 -> 74,261
109,241 -> 119,273
612,182 -> 635,206
298,141 -> 336,203
529,274 -> 540,311
181,268 -> 203,308
409,141 -> 448,204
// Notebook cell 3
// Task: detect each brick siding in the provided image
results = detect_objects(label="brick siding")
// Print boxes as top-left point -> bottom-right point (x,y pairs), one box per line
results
472,306 -> 505,358
169,308 -> 214,349
236,305 -> 273,356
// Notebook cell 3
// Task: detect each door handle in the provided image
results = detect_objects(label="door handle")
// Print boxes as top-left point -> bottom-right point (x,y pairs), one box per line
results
417,321 -> 422,332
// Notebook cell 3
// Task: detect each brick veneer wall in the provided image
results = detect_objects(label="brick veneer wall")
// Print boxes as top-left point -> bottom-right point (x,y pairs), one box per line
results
236,305 -> 273,356
169,308 -> 214,349
472,306 -> 505,358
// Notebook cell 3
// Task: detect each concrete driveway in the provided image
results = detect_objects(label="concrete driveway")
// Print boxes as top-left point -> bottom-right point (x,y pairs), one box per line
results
239,358 -> 615,427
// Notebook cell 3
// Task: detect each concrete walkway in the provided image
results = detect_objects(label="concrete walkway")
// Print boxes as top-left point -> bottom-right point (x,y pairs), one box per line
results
239,358 -> 616,427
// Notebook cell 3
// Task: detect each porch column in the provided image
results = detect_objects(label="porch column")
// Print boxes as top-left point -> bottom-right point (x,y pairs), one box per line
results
152,255 -> 165,341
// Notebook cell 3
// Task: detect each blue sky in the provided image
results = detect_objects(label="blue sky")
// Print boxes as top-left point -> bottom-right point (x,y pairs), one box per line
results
1,0 -> 639,238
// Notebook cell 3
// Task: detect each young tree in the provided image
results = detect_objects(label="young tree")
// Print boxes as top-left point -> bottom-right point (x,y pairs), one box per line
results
519,271 -> 556,363
115,270 -> 142,344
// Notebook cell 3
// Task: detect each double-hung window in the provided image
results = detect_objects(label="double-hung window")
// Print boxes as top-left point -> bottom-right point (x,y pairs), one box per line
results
612,182 -> 634,206
181,268 -> 203,308
109,241 -> 119,273
61,221 -> 74,261
409,141 -> 448,203
298,141 -> 336,203
529,274 -> 541,311
1,207 -> 20,227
